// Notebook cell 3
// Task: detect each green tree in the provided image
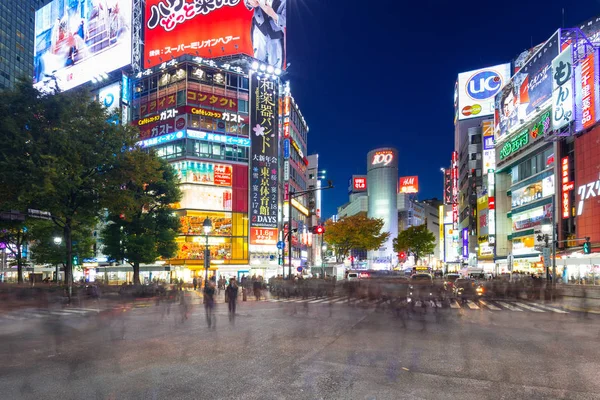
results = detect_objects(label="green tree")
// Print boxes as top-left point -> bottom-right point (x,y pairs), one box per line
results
324,214 -> 390,262
101,150 -> 181,285
0,221 -> 30,283
28,222 -> 94,271
0,78 -> 138,293
393,224 -> 436,263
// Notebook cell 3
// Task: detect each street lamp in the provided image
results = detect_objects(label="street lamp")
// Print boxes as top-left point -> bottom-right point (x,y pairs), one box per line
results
53,237 -> 62,283
203,217 -> 213,287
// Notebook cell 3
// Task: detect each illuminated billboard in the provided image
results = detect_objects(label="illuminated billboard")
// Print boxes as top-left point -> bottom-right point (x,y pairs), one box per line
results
178,184 -> 232,211
144,0 -> 287,69
350,176 -> 367,193
495,32 -> 559,139
33,0 -> 132,92
172,161 -> 233,186
456,64 -> 510,121
398,176 -> 419,193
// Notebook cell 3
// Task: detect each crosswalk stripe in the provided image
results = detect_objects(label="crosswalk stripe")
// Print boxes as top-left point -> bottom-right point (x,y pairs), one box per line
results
333,298 -> 349,304
529,303 -> 569,314
308,298 -> 330,304
478,300 -> 501,310
466,300 -> 480,310
514,302 -> 545,312
496,301 -> 523,311
1,314 -> 24,320
450,301 -> 461,309
58,309 -> 92,314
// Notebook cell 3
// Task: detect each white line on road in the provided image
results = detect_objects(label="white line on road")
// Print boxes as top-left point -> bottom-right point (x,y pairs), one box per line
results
450,301 -> 461,309
514,302 -> 545,312
478,300 -> 501,310
529,303 -> 569,313
308,298 -> 330,304
496,301 -> 523,311
467,300 -> 480,310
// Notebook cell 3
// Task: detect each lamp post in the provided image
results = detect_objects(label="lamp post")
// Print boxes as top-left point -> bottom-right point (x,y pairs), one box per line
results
203,217 -> 213,288
53,237 -> 62,283
321,244 -> 327,278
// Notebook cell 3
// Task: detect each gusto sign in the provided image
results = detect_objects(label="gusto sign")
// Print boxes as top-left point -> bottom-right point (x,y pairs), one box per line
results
372,150 -> 394,167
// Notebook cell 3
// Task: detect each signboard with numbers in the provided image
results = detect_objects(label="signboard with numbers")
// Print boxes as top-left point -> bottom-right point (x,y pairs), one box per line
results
249,73 -> 279,243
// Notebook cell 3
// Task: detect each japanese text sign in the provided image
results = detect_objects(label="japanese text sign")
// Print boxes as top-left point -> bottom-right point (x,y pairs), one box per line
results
552,45 -> 574,130
575,49 -> 600,132
249,73 -> 279,241
144,0 -> 287,70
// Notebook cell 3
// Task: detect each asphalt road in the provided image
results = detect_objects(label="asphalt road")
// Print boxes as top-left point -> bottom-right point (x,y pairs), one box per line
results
1,295 -> 600,400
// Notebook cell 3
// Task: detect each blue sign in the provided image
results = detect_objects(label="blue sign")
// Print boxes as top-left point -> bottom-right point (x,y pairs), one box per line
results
483,136 -> 494,150
138,131 -> 185,148
467,70 -> 503,100
187,130 -> 251,147
277,241 -> 285,250
297,266 -> 303,273
283,139 -> 290,159
121,74 -> 130,104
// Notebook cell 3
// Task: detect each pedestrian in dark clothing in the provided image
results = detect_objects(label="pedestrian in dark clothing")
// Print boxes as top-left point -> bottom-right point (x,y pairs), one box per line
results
253,279 -> 261,301
204,281 -> 216,329
226,278 -> 239,321
193,277 -> 198,291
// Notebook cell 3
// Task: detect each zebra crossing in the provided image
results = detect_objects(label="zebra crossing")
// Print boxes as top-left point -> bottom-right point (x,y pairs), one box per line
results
0,307 -> 101,322
265,296 -> 569,313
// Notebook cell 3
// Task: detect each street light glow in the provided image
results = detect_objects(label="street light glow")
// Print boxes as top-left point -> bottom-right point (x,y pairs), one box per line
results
53,237 -> 62,245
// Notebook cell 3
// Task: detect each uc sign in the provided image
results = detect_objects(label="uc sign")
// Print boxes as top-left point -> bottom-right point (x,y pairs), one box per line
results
372,151 -> 394,166
467,70 -> 503,100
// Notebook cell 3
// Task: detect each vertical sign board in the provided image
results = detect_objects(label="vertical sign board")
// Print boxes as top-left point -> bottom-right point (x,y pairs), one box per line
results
444,168 -> 452,204
575,49 -> 600,132
551,45 -> 574,130
452,151 -> 459,228
561,156 -> 574,219
249,73 -> 279,244
462,228 -> 469,258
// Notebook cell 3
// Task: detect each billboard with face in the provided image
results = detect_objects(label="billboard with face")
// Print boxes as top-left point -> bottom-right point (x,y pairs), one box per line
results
33,0 -> 132,92
456,64 -> 510,121
144,0 -> 287,70
495,32 -> 560,139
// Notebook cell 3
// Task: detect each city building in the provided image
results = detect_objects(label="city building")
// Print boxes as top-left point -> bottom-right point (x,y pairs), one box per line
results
18,0 -> 316,283
0,0 -> 52,89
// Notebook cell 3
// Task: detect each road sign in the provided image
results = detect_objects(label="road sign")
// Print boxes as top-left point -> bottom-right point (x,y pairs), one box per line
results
542,248 -> 551,268
277,241 -> 285,250
297,266 -> 302,273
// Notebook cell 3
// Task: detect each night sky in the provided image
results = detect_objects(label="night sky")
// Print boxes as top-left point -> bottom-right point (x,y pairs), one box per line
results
285,0 -> 600,220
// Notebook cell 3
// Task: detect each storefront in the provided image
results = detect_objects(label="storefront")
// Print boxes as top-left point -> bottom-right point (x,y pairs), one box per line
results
556,255 -> 600,284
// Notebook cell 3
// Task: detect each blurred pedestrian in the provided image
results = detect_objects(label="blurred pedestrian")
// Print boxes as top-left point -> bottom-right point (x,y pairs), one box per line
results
204,281 -> 216,329
193,277 -> 198,291
226,277 -> 239,322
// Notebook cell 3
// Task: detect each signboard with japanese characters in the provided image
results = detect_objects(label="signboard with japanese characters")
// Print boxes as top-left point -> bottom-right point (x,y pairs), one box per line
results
551,45 -> 574,130
575,49 -> 600,132
144,0 -> 287,70
249,73 -> 279,243
250,228 -> 278,245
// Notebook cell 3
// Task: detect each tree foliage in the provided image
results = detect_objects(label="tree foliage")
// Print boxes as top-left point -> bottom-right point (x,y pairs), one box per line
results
393,224 -> 436,262
0,78 -> 138,288
101,149 -> 181,284
323,214 -> 390,262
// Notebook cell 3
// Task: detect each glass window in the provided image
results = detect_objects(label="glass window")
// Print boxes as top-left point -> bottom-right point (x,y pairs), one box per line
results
239,100 -> 248,113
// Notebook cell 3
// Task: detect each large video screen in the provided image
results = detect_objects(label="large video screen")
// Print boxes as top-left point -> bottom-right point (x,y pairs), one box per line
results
33,0 -> 132,92
144,0 -> 287,69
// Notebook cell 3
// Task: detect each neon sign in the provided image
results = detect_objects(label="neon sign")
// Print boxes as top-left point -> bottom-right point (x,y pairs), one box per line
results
372,150 -> 394,166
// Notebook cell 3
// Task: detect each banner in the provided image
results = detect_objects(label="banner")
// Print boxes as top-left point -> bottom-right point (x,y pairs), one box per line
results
249,73 -> 279,242
144,0 -> 287,70
552,45 -> 574,130
575,49 -> 600,132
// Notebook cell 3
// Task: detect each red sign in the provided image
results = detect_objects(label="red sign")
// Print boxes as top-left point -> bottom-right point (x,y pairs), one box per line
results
187,90 -> 237,112
138,115 -> 187,139
488,197 -> 495,210
563,191 -> 570,219
214,164 -> 232,186
144,0 -> 286,70
581,52 -> 597,130
250,228 -> 278,245
399,176 -> 419,193
353,177 -> 367,191
561,156 -> 572,219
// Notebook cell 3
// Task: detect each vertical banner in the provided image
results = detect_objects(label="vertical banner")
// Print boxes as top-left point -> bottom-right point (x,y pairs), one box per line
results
575,49 -> 600,132
551,45 -> 574,130
249,73 -> 279,244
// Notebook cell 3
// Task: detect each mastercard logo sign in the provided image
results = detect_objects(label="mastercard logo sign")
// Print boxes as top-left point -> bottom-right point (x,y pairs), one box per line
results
462,104 -> 482,117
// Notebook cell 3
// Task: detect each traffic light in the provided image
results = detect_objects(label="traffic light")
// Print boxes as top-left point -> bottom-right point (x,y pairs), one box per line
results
399,252 -> 406,261
584,237 -> 591,254
312,225 -> 324,235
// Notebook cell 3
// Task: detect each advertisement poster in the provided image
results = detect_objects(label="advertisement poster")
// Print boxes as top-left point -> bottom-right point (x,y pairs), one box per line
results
249,73 -> 279,243
173,162 -> 233,186
250,227 -> 278,245
33,0 -> 132,92
144,0 -> 287,69
398,176 -> 419,193
456,64 -> 510,121
551,45 -> 574,130
574,49 -> 600,132
178,184 -> 232,211
495,32 -> 559,139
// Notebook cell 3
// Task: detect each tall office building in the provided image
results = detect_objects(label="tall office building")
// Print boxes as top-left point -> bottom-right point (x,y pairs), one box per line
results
0,0 -> 52,89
